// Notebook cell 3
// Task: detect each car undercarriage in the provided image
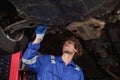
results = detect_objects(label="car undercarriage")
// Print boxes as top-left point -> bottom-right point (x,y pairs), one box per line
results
0,0 -> 120,80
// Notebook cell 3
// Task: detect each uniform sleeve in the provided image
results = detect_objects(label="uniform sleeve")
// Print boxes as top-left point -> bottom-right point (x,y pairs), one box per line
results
22,42 -> 49,74
79,69 -> 84,80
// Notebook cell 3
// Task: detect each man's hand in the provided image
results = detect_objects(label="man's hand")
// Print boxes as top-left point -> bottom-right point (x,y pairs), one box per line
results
35,25 -> 47,40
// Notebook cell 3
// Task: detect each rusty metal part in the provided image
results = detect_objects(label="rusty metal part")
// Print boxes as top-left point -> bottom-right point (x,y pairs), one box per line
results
66,17 -> 105,40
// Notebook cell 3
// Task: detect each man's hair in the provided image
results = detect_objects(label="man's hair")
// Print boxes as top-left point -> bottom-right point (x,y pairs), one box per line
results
65,36 -> 83,60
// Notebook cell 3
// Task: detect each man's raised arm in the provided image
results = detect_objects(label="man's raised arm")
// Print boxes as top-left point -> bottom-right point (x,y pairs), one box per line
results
22,25 -> 47,65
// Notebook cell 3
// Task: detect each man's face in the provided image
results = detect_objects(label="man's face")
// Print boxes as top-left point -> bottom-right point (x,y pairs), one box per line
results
62,40 -> 77,54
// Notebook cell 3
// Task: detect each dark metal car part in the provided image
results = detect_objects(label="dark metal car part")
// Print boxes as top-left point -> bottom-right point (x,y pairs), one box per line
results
9,0 -> 119,25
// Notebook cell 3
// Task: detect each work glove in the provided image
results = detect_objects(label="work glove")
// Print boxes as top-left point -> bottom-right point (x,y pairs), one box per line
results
35,25 -> 47,40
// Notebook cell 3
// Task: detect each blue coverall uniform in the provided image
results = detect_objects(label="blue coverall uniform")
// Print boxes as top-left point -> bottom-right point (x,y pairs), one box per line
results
22,42 -> 84,80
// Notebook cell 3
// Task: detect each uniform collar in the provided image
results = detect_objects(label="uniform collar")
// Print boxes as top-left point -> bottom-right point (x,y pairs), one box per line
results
56,56 -> 76,66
